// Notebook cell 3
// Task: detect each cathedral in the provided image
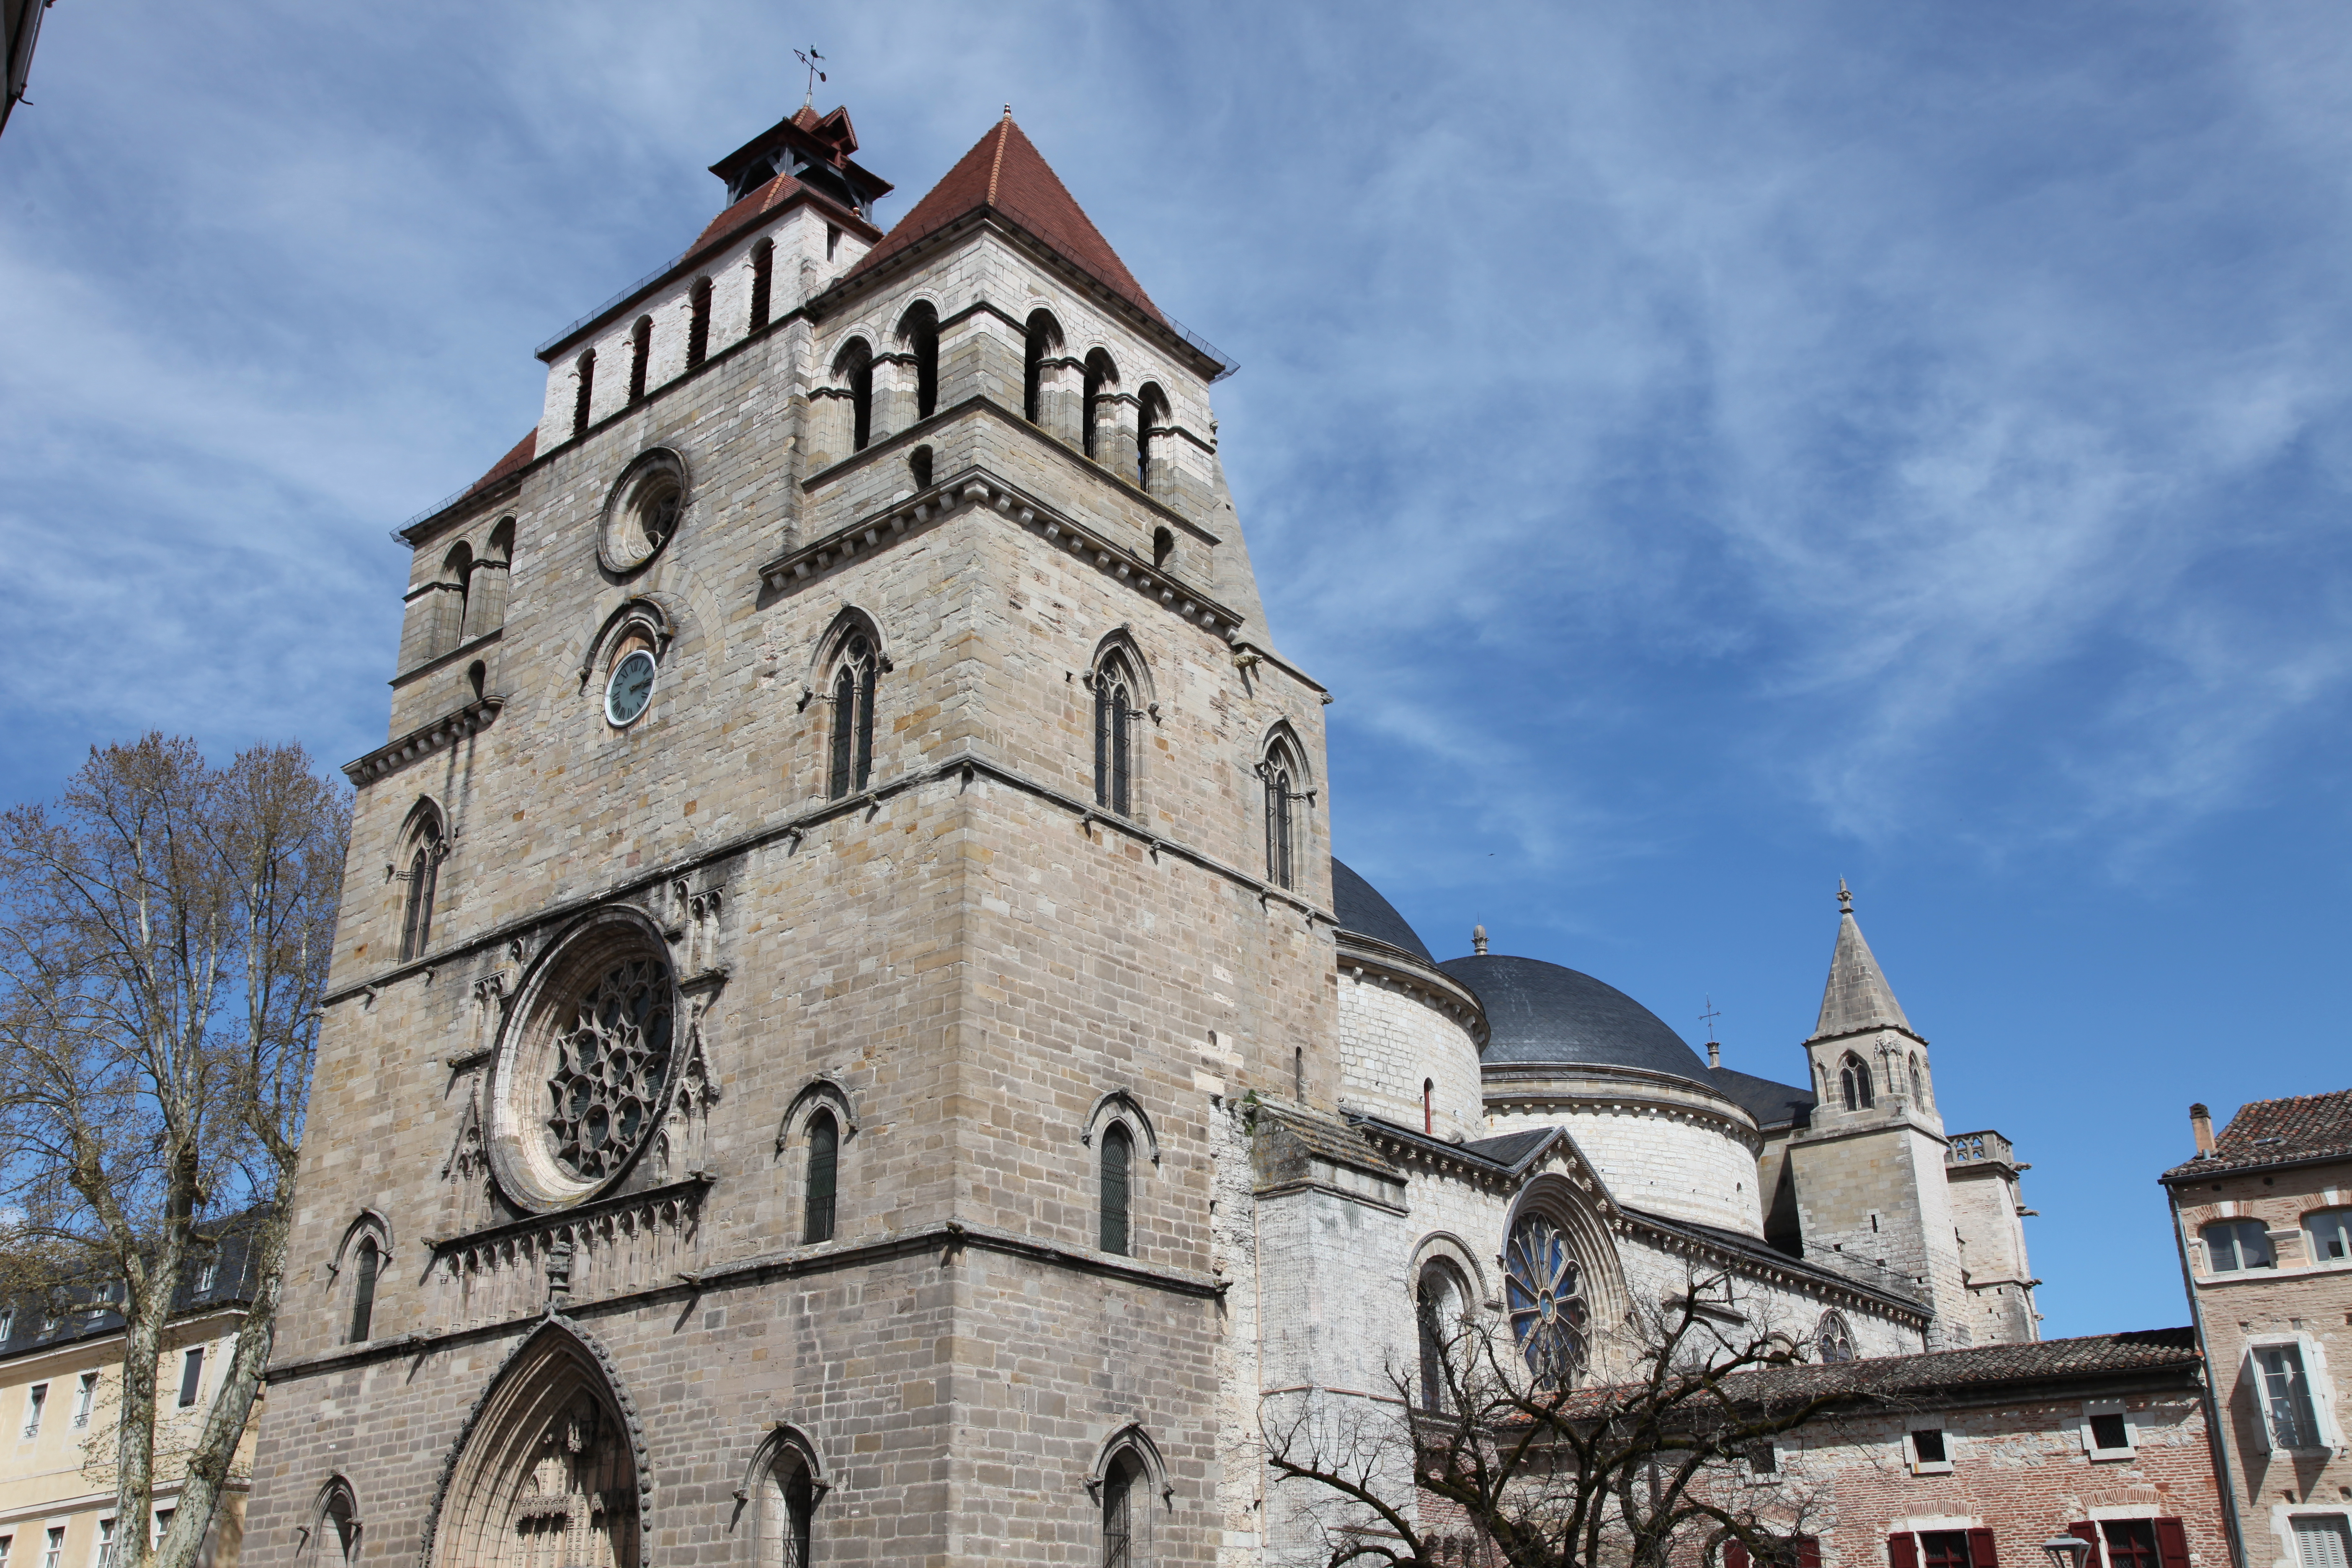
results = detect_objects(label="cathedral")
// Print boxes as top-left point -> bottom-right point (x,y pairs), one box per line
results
245,103 -> 2040,1568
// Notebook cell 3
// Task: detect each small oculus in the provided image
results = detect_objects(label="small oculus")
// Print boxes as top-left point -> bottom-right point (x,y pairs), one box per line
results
606,650 -> 656,727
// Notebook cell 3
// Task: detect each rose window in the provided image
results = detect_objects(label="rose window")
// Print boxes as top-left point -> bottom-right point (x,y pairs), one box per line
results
544,957 -> 674,1181
1504,1211 -> 1589,1389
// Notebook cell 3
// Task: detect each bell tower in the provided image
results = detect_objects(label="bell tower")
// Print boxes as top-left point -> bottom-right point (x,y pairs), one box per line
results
243,104 -> 1336,1568
1782,883 -> 1975,1345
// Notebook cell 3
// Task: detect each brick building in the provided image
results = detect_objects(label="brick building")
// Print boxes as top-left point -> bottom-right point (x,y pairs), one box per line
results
2162,1092 -> 2352,1568
1686,1331 -> 2227,1568
240,103 -> 2048,1568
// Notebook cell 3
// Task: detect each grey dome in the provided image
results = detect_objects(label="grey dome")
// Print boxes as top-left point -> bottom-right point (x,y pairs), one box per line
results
1331,858 -> 1433,962
1439,954 -> 1711,1081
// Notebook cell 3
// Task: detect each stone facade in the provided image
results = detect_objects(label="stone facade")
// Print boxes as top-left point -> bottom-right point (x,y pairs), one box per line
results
242,104 -> 2052,1568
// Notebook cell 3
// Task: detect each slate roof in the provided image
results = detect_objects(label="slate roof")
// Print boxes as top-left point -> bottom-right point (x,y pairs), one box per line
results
1346,1112 -> 1563,1178
1331,858 -> 1434,963
0,1212 -> 268,1361
1618,1205 -> 1924,1314
1707,1064 -> 1817,1131
2161,1088 -> 2352,1182
1441,954 -> 1712,1081
845,113 -> 1163,324
1810,898 -> 1916,1043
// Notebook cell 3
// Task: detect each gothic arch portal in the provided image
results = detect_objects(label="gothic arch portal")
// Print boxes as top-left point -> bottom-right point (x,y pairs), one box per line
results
423,1319 -> 649,1568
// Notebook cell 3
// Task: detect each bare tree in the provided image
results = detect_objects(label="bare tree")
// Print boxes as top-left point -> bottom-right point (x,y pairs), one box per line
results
0,735 -> 348,1568
1262,1267 -> 1868,1568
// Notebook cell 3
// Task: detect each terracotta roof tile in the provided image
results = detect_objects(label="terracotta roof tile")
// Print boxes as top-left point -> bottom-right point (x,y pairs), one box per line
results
468,428 -> 536,495
846,113 -> 1162,323
2162,1088 -> 2352,1181
687,171 -> 820,255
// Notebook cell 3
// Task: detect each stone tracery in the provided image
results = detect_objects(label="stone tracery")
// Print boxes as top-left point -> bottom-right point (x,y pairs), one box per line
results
544,957 -> 674,1182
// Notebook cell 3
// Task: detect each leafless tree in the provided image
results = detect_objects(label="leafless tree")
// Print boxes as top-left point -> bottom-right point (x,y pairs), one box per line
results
0,735 -> 348,1568
1262,1266 -> 1867,1568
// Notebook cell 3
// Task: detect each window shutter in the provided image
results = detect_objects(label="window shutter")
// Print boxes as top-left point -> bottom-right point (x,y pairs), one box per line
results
1967,1529 -> 1999,1568
1798,1537 -> 1821,1568
1890,1534 -> 1919,1568
2069,1522 -> 2100,1568
2153,1520 -> 2190,1568
2242,1346 -> 2275,1453
1727,1544 -> 1751,1568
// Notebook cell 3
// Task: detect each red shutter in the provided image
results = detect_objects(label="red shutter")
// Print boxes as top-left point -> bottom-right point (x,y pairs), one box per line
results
2153,1520 -> 2190,1568
1728,1545 -> 1751,1568
1891,1534 -> 1920,1568
2069,1522 -> 2101,1568
1967,1529 -> 1999,1568
1798,1537 -> 1823,1568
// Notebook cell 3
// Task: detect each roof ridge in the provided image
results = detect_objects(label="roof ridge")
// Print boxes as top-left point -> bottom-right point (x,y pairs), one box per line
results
986,113 -> 1007,206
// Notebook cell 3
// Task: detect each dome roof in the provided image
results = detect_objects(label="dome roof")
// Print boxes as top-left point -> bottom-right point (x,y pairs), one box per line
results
1439,954 -> 1712,1081
1330,858 -> 1433,962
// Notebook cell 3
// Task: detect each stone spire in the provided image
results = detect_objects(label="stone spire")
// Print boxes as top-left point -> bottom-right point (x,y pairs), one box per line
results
1807,880 -> 1918,1044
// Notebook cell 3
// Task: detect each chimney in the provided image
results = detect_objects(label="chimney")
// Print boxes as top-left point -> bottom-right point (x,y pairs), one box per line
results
1471,924 -> 1488,957
1707,1040 -> 1722,1069
2190,1103 -> 2215,1156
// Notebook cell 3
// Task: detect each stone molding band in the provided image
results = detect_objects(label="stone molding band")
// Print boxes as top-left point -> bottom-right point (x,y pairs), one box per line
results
325,748 -> 1337,1008
264,1216 -> 1222,1385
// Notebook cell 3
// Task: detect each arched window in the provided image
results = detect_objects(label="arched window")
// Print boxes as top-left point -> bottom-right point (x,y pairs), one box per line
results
826,633 -> 878,799
1503,1210 -> 1587,1389
1838,1053 -> 1874,1112
909,444 -> 933,492
1100,1122 -> 1132,1255
1260,736 -> 1303,890
1417,1261 -> 1466,1411
1814,1309 -> 1855,1364
1101,1450 -> 1142,1568
749,240 -> 775,333
434,542 -> 474,658
1136,383 -> 1169,492
897,302 -> 939,421
803,1110 -> 838,1244
686,277 -> 712,370
1082,349 -> 1117,460
306,1478 -> 360,1568
1093,651 -> 1137,817
1422,1078 -> 1435,1135
835,338 -> 874,452
1908,1053 -> 1925,1104
459,518 -> 514,642
1152,527 -> 1174,570
572,349 -> 596,436
397,807 -> 444,962
347,1236 -> 380,1344
628,315 -> 652,405
1023,310 -> 1062,425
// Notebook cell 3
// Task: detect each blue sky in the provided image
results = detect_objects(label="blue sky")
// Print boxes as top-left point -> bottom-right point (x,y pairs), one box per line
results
4,3 -> 2349,1339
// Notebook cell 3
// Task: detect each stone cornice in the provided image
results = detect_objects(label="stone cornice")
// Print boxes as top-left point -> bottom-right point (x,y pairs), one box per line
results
1337,932 -> 1489,1050
343,695 -> 505,787
264,1216 -> 1221,1383
323,749 -> 1336,1006
1483,1064 -> 1763,1155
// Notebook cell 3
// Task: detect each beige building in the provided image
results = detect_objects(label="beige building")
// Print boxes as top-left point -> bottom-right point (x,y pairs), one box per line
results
0,1244 -> 261,1568
2164,1092 -> 2352,1568
239,101 -> 2043,1568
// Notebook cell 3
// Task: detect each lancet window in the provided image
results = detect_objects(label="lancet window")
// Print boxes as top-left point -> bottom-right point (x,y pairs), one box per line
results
627,316 -> 652,405
836,338 -> 874,453
1023,310 -> 1063,425
748,240 -> 774,333
1082,349 -> 1117,461
572,350 -> 596,437
825,633 -> 878,799
346,1235 -> 380,1344
803,1110 -> 838,1245
1093,650 -> 1138,817
1259,735 -> 1305,891
686,277 -> 712,370
1839,1053 -> 1874,1112
397,805 -> 446,963
898,302 -> 939,421
1416,1260 -> 1468,1412
1136,383 -> 1170,493
1101,1451 -> 1142,1568
1100,1122 -> 1132,1256
1814,1309 -> 1855,1364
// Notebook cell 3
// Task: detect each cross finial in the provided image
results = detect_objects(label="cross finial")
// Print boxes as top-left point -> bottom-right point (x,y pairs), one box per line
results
1699,995 -> 1722,1043
794,47 -> 826,108
1837,877 -> 1852,915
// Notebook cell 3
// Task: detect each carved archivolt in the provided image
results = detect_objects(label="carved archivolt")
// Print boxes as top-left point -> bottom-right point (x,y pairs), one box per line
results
425,1320 -> 647,1568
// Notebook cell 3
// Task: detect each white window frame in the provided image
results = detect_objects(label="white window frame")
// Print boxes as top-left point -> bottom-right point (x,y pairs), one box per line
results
1906,1418 -> 1955,1475
2082,1399 -> 2138,1460
22,1382 -> 47,1439
39,1527 -> 63,1568
2305,1209 -> 2352,1269
2272,1506 -> 2352,1568
72,1372 -> 98,1430
2243,1334 -> 2342,1455
90,1518 -> 116,1568
175,1346 -> 204,1409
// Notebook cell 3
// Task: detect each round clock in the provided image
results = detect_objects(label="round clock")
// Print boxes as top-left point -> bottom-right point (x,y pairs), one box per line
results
605,649 -> 656,726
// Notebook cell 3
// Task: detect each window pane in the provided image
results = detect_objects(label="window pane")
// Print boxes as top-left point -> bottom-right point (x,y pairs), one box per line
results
2089,1412 -> 2129,1450
2307,1210 -> 2352,1263
2104,1523 -> 2159,1568
1912,1428 -> 1947,1464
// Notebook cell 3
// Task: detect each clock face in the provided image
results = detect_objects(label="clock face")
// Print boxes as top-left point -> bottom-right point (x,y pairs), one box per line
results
605,649 -> 656,726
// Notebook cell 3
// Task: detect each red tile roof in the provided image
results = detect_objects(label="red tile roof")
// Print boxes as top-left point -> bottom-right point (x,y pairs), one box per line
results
2163,1088 -> 2352,1181
469,428 -> 537,495
846,112 -> 1162,323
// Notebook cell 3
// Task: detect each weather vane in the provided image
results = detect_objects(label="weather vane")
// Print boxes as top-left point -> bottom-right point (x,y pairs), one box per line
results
795,47 -> 826,108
